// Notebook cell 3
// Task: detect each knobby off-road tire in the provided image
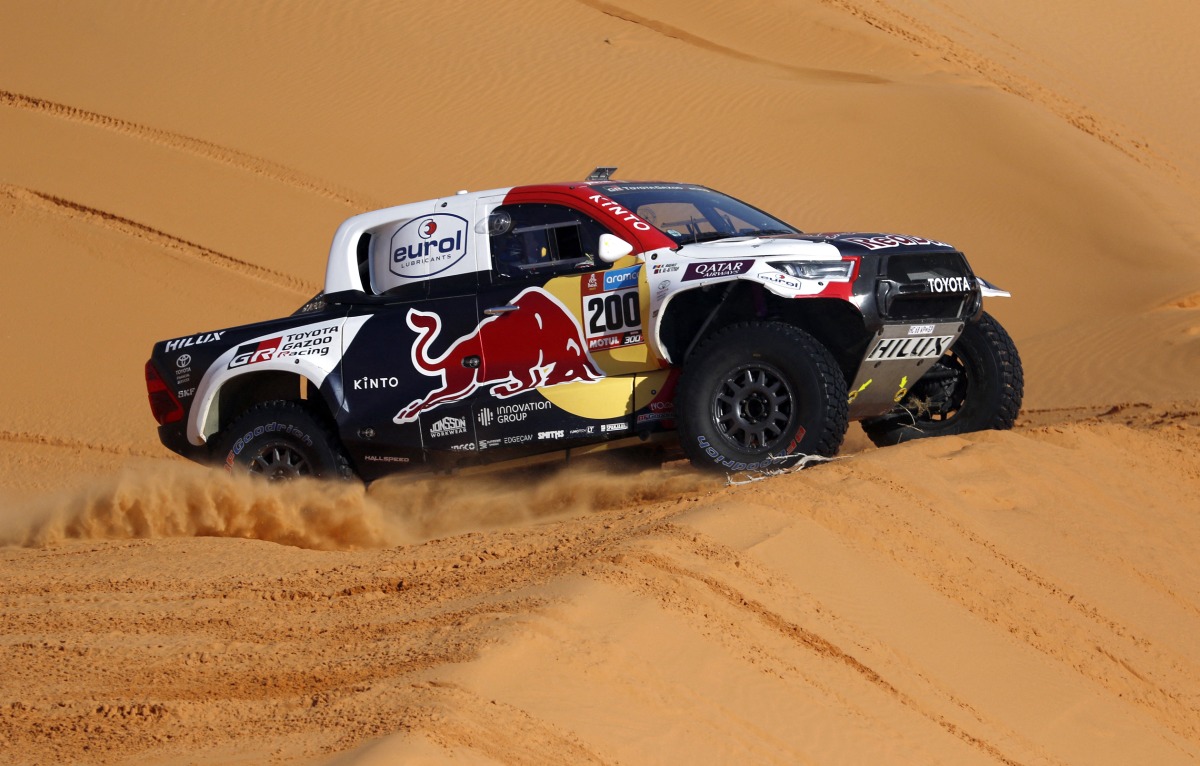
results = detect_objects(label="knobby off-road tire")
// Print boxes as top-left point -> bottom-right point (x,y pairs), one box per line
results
216,400 -> 355,481
676,321 -> 849,472
861,312 -> 1023,447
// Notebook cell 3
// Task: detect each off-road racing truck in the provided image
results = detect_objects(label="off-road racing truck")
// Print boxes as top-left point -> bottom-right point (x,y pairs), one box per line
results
145,168 -> 1022,480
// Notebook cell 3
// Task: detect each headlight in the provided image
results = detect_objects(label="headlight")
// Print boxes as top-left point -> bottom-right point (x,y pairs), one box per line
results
773,260 -> 854,281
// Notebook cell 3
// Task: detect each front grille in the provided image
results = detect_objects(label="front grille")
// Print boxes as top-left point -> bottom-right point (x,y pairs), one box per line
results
884,295 -> 967,320
878,251 -> 975,320
884,251 -> 970,283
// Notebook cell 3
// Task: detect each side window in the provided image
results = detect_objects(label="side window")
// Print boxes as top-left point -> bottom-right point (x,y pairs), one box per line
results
488,204 -> 611,279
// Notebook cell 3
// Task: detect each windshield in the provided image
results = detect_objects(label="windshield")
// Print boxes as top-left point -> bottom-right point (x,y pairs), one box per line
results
596,184 -> 801,245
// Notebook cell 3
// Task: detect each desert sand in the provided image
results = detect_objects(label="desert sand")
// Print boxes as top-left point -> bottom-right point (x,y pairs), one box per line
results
1,1 -> 1199,763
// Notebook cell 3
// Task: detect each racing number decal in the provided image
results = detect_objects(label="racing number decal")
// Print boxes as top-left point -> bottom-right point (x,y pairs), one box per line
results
586,292 -> 640,335
581,267 -> 644,351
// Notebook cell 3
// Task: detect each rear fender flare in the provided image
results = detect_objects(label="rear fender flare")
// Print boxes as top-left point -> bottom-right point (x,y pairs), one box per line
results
187,316 -> 370,445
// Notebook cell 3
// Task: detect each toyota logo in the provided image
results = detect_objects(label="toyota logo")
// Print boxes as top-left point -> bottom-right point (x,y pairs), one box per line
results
176,354 -> 191,368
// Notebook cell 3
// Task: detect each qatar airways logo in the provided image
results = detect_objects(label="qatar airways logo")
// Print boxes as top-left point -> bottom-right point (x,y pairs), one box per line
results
390,213 -> 469,280
682,260 -> 754,281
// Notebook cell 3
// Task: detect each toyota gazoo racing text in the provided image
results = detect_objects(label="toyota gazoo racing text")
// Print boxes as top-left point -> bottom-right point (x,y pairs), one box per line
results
145,169 -> 1023,480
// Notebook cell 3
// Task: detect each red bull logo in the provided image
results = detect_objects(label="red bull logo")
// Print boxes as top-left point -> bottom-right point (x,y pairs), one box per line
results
394,288 -> 602,423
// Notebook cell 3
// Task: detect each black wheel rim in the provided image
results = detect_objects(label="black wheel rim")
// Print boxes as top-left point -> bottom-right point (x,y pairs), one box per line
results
712,363 -> 795,452
247,442 -> 311,480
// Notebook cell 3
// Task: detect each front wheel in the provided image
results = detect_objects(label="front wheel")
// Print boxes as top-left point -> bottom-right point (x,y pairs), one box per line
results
676,321 -> 849,472
216,400 -> 355,481
861,312 -> 1023,447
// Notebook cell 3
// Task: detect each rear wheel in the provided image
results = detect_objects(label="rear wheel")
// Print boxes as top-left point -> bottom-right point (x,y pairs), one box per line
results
216,400 -> 354,480
676,321 -> 848,472
861,312 -> 1022,446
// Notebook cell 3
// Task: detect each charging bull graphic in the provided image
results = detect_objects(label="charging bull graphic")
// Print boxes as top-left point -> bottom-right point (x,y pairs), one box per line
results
394,288 -> 602,423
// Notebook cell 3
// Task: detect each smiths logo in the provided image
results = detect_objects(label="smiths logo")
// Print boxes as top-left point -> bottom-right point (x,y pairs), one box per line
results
429,415 -> 467,438
390,213 -> 470,280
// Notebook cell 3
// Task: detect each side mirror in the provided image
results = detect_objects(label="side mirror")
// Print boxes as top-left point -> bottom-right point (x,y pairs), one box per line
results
598,233 -> 634,263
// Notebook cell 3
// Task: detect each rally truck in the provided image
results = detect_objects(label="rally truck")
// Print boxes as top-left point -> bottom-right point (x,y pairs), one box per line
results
144,168 -> 1023,480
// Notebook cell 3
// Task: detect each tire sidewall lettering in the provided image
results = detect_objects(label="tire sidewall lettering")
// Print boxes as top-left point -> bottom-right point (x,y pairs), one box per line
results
223,420 -> 314,472
696,435 -> 773,472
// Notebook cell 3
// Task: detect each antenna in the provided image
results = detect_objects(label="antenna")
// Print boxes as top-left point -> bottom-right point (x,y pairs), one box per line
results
585,167 -> 618,181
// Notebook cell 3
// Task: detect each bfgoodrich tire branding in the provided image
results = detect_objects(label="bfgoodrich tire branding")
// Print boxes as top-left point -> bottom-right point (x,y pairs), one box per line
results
696,435 -> 773,472
224,422 -> 313,470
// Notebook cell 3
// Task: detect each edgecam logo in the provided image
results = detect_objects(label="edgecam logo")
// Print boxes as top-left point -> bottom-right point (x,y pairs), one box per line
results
390,213 -> 470,280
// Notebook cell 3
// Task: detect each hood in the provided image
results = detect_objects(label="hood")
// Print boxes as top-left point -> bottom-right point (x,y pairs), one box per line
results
675,236 -> 842,260
674,232 -> 959,259
797,232 -> 960,255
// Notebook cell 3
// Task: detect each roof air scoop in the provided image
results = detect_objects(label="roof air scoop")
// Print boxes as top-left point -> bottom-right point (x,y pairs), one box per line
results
586,166 -> 617,181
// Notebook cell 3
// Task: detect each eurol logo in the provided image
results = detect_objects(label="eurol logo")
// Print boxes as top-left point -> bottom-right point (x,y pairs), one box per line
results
390,213 -> 470,280
682,259 -> 755,281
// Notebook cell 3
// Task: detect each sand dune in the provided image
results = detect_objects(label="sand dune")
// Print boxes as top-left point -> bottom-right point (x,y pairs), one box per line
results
2,0 -> 1199,763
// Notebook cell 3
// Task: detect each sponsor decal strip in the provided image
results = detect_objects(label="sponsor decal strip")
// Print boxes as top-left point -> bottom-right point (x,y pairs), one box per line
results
843,235 -> 952,251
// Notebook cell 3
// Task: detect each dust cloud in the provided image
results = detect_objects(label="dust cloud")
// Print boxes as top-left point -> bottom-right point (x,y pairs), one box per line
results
0,458 -> 716,551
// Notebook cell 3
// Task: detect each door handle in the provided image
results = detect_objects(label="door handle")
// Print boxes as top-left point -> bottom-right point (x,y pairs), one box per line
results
484,305 -> 519,316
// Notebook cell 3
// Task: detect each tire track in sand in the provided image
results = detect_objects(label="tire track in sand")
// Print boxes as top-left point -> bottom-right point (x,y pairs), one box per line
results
614,547 -> 1027,765
0,89 -> 378,211
1,185 -> 315,294
0,430 -> 160,459
574,0 -> 888,84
